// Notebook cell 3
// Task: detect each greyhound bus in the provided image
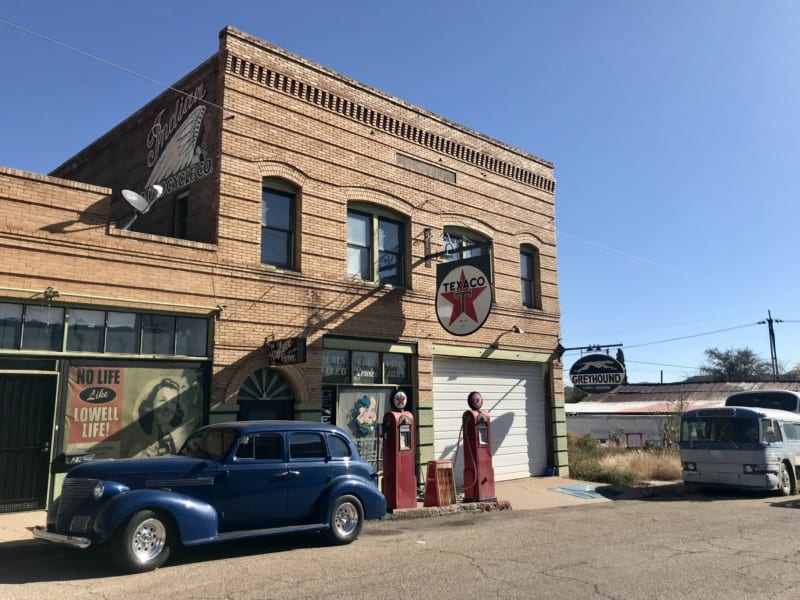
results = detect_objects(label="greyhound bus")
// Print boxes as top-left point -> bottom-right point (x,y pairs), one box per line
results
680,405 -> 800,495
724,389 -> 800,413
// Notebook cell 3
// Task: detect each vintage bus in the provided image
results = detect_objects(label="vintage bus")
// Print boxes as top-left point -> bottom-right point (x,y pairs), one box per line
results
724,389 -> 800,413
680,405 -> 800,495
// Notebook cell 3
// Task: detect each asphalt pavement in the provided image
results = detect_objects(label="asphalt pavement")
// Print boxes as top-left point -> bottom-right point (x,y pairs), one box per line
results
0,476 -> 683,548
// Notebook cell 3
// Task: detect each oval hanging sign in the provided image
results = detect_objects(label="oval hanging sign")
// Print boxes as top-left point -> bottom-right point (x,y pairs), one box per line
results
569,353 -> 626,394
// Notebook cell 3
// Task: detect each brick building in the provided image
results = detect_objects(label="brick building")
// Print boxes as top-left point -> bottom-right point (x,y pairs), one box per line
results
0,26 -> 565,513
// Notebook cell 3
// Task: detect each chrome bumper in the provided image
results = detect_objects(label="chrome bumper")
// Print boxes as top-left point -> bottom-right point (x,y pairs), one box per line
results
32,525 -> 91,549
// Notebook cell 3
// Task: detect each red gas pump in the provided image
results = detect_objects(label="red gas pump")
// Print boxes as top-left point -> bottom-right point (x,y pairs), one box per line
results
462,391 -> 496,502
382,390 -> 417,510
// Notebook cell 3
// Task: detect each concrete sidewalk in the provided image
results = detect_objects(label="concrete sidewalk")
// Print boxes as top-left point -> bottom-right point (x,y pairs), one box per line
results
0,476 -> 681,548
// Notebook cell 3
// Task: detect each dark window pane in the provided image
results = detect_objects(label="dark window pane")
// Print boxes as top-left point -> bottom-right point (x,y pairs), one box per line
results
328,435 -> 351,458
21,305 -> 64,351
106,312 -> 140,353
261,228 -> 291,267
261,186 -> 295,268
0,303 -> 22,349
352,351 -> 380,384
322,349 -> 349,383
262,189 -> 293,229
383,353 -> 409,384
176,317 -> 208,357
67,308 -> 105,352
290,432 -> 326,459
141,314 -> 175,355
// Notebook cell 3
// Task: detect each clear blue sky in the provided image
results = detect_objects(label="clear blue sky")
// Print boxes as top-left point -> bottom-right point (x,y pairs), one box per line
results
2,1 -> 799,384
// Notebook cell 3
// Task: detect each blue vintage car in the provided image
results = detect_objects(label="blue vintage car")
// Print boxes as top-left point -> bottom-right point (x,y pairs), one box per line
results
34,421 -> 387,572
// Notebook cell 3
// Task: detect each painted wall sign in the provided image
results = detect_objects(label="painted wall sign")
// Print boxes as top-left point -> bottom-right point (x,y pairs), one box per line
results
144,82 -> 214,192
569,353 -> 626,394
436,254 -> 493,336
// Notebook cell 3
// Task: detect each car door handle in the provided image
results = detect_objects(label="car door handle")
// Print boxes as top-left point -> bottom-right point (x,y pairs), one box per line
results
287,470 -> 300,478
275,470 -> 301,480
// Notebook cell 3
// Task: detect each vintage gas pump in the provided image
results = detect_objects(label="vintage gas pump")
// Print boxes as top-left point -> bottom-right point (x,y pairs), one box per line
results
382,390 -> 417,510
462,391 -> 496,502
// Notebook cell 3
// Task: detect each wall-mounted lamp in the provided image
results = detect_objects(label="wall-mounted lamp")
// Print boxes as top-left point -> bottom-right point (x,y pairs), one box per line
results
43,286 -> 60,301
512,325 -> 524,334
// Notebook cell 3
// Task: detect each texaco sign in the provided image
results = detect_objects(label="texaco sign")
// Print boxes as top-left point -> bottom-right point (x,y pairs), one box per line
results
436,254 -> 493,336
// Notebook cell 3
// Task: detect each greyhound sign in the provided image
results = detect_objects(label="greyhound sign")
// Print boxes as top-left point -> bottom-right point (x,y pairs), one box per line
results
569,353 -> 626,394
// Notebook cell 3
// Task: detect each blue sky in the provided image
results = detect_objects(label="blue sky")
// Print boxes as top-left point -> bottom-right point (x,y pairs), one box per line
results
2,1 -> 799,384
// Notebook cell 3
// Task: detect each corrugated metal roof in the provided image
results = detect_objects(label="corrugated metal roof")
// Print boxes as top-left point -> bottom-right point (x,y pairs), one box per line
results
565,381 -> 800,415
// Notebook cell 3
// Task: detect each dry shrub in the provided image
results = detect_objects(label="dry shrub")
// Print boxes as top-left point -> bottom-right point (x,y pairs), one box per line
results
568,432 -> 682,486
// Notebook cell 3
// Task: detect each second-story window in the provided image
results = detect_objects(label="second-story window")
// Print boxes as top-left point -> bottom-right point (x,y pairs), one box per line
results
261,178 -> 297,269
520,244 -> 541,309
347,207 -> 405,286
442,228 -> 487,263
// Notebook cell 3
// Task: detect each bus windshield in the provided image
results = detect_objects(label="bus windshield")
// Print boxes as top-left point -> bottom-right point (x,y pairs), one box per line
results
681,415 -> 764,446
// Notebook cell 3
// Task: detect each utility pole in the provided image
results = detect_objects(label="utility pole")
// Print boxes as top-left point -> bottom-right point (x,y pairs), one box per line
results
759,310 -> 782,380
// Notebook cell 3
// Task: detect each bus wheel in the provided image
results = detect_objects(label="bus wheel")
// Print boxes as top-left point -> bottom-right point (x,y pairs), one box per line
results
778,462 -> 794,496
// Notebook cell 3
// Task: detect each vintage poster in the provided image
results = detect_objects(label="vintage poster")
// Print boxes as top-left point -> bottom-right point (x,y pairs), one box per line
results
65,364 -> 204,459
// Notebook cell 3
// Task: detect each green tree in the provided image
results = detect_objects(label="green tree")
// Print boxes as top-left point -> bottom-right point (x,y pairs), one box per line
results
564,385 -> 588,403
699,347 -> 771,382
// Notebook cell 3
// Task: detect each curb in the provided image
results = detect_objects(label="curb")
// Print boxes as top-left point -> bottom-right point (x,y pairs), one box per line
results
383,500 -> 512,520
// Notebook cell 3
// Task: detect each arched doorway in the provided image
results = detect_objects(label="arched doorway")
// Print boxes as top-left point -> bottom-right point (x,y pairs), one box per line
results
236,367 -> 295,421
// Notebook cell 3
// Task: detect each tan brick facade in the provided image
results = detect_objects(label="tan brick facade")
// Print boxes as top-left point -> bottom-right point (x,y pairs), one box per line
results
0,27 -> 567,509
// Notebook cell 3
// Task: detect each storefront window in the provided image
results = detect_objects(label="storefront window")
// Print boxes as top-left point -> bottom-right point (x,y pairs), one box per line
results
352,351 -> 380,384
176,317 -> 207,357
67,309 -> 105,352
322,349 -> 349,383
106,312 -> 141,353
0,303 -> 22,349
383,353 -> 409,384
21,305 -> 64,351
141,314 -> 175,355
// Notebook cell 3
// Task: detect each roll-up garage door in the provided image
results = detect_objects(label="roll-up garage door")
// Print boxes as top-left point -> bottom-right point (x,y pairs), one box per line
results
432,357 -> 548,484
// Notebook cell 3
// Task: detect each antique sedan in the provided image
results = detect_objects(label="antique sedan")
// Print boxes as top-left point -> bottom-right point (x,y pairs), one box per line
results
33,421 -> 387,572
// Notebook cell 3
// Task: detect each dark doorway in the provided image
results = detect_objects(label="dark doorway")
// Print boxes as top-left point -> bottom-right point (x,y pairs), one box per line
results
0,374 -> 56,512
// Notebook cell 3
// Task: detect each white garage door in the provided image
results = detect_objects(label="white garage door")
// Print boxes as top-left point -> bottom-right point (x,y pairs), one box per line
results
432,358 -> 548,484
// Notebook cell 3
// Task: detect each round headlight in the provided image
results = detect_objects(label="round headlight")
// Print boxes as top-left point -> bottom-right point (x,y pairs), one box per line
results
744,465 -> 753,473
92,482 -> 105,500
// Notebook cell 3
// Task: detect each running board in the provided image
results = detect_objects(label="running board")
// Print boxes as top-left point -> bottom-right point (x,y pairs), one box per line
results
185,523 -> 326,546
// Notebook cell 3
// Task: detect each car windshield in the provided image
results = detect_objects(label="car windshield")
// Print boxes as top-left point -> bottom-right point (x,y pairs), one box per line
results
178,429 -> 237,461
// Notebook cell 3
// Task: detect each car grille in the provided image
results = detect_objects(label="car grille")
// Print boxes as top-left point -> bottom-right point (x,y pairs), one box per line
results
56,478 -> 98,533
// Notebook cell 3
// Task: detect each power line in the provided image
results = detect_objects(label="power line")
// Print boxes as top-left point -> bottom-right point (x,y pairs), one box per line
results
622,322 -> 760,349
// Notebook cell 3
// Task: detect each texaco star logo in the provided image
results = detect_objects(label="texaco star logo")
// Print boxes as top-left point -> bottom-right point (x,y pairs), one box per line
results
436,263 -> 492,336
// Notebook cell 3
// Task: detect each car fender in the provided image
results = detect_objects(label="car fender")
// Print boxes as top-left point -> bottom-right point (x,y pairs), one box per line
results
93,488 -> 219,545
319,476 -> 387,522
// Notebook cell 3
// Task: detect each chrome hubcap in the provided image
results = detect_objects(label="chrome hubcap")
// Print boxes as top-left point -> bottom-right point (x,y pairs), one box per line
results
334,502 -> 358,536
130,518 -> 166,563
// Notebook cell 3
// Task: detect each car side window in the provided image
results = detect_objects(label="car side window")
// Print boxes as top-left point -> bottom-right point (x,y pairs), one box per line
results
289,432 -> 326,460
327,434 -> 351,458
235,433 -> 284,460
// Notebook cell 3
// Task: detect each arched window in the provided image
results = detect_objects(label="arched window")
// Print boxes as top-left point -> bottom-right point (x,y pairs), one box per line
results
520,244 -> 541,309
346,204 -> 406,286
441,227 -> 488,263
261,178 -> 298,269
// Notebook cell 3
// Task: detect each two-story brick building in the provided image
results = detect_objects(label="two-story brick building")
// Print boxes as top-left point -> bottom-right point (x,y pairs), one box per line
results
0,26 -> 565,513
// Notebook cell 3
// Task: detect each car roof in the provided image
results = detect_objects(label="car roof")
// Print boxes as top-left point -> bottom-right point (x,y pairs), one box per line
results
198,420 -> 350,436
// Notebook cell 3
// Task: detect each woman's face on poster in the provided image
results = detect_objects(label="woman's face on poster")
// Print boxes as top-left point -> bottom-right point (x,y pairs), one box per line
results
153,384 -> 179,428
